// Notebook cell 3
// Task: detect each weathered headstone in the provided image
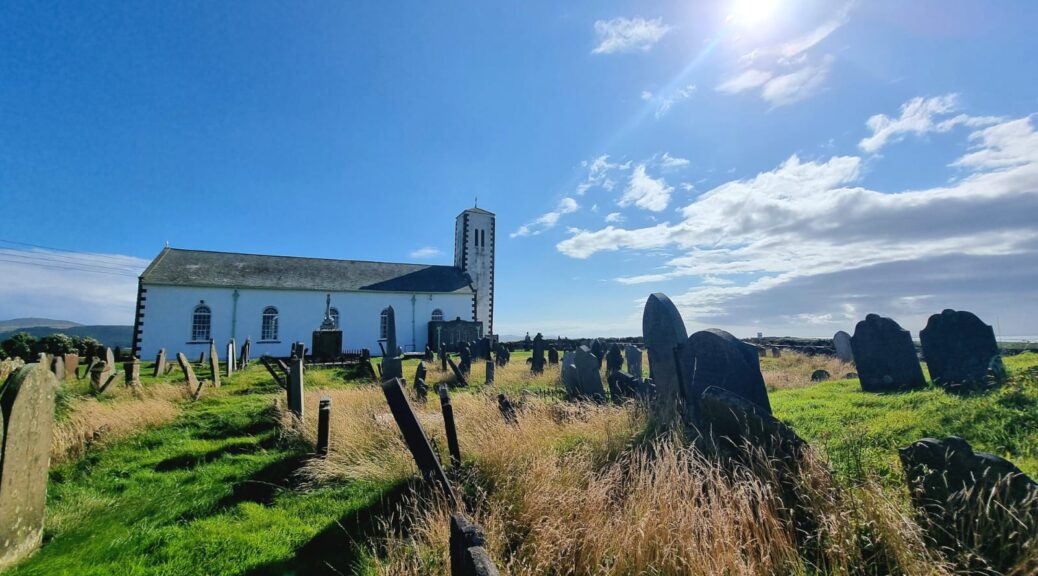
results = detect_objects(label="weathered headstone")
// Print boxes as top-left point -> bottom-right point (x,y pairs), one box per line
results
208,340 -> 221,388
607,371 -> 639,404
485,359 -> 494,385
51,355 -> 65,382
547,346 -> 559,365
316,396 -> 331,457
381,378 -> 456,506
531,333 -> 545,374
124,359 -> 141,388
687,329 -> 771,418
437,386 -> 462,468
288,355 -> 304,419
63,353 -> 79,381
850,314 -> 926,392
699,385 -> 806,461
900,436 -> 1037,572
197,351 -> 205,365
560,351 -> 579,398
424,345 -> 434,361
154,348 -> 167,378
90,361 -> 117,394
589,339 -> 605,369
573,346 -> 606,402
105,347 -> 117,376
495,344 -> 510,367
415,377 -> 429,403
770,347 -> 781,358
642,293 -> 693,415
624,345 -> 642,379
414,361 -> 427,385
459,343 -> 472,375
381,306 -> 403,381
226,340 -> 235,377
440,345 -> 449,371
810,369 -> 830,382
239,338 -> 251,368
447,357 -> 468,387
0,364 -> 59,569
920,309 -> 1005,390
497,393 -> 517,424
832,331 -> 853,363
605,343 -> 623,374
176,352 -> 203,399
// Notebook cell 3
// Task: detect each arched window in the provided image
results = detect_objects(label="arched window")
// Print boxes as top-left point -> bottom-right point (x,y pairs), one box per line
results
261,307 -> 279,341
431,309 -> 444,322
330,307 -> 340,329
380,308 -> 389,339
192,304 -> 211,341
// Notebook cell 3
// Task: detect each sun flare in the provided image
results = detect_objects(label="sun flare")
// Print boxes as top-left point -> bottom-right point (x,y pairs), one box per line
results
731,0 -> 782,27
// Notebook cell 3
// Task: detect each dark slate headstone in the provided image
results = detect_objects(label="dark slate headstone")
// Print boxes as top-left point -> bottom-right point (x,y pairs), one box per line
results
574,346 -> 605,402
770,347 -> 781,358
605,343 -> 623,374
497,393 -> 517,424
607,371 -> 639,404
560,351 -> 579,398
920,309 -> 1005,390
687,329 -> 771,419
414,361 -> 427,386
495,343 -> 510,367
459,343 -> 472,374
424,345 -> 434,362
810,369 -> 830,382
547,346 -> 559,365
624,345 -> 642,379
589,339 -> 604,368
478,337 -> 492,360
0,364 -> 58,569
900,436 -> 1037,572
832,331 -> 853,363
485,359 -> 494,384
850,314 -> 925,392
642,293 -> 692,414
699,386 -> 805,460
381,378 -> 456,507
447,357 -> 468,387
414,378 -> 429,404
381,306 -> 403,381
530,333 -> 545,374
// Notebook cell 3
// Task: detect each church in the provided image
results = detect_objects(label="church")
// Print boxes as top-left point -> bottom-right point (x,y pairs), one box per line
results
131,207 -> 494,359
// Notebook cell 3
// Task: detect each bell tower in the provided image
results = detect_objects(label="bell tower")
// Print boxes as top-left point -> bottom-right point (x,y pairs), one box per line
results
454,206 -> 495,335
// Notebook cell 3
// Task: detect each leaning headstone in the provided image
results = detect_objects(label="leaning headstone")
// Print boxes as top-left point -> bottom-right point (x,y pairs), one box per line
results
560,351 -> 579,398
850,314 -> 926,392
381,378 -> 456,506
699,385 -> 807,461
197,351 -> 206,366
154,348 -> 167,378
832,331 -> 853,363
90,361 -> 117,394
63,353 -> 79,381
288,355 -> 304,419
573,346 -> 606,402
208,340 -> 221,388
0,364 -> 59,570
447,357 -> 468,387
414,361 -> 427,386
124,359 -> 141,388
498,393 -> 517,424
605,343 -> 623,374
105,347 -> 116,375
437,386 -> 462,468
920,309 -> 1005,391
531,333 -> 545,374
900,436 -> 1037,573
687,329 -> 771,418
624,345 -> 642,379
176,353 -> 203,399
607,371 -> 639,404
642,293 -> 693,416
459,343 -> 472,375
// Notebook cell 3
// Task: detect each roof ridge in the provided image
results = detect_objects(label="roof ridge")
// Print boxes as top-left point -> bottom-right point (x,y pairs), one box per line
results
160,246 -> 457,269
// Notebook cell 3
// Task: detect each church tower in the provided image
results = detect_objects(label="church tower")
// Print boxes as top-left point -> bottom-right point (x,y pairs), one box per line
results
454,206 -> 495,335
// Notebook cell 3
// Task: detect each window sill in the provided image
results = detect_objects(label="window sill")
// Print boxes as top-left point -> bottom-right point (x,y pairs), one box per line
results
186,341 -> 211,345
258,340 -> 280,344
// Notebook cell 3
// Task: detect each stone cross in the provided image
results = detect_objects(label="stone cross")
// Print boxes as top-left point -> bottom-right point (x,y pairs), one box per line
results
0,363 -> 59,570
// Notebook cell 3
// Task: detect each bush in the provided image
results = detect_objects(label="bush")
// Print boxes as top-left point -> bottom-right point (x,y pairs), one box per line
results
1,332 -> 37,361
34,333 -> 77,356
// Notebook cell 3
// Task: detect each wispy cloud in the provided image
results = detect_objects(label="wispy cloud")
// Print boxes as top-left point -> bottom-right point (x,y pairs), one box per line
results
859,93 -> 1002,153
618,164 -> 673,212
592,17 -> 669,55
659,153 -> 690,170
409,246 -> 443,259
716,69 -> 774,94
648,84 -> 697,118
779,7 -> 851,59
576,155 -> 629,195
604,212 -> 625,223
760,55 -> 833,107
511,197 -> 580,238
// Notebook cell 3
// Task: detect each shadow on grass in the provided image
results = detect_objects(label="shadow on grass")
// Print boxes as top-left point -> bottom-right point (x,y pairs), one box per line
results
214,453 -> 308,508
243,479 -> 415,576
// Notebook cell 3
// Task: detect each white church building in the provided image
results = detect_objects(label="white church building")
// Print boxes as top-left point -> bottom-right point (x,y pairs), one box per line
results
131,207 -> 495,359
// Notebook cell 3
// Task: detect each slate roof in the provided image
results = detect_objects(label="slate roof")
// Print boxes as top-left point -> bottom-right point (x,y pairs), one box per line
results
140,248 -> 474,294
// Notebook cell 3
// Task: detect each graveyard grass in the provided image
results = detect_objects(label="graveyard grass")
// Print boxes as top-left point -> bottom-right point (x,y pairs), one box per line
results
6,350 -> 1038,574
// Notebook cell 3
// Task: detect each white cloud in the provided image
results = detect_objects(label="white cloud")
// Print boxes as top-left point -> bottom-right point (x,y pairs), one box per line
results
760,55 -> 833,107
556,110 -> 1038,334
409,246 -> 442,259
779,7 -> 850,59
640,90 -> 653,100
659,153 -> 690,170
511,197 -> 580,238
0,248 -> 149,325
859,94 -> 1003,153
716,69 -> 773,94
652,84 -> 697,118
604,212 -> 625,223
592,17 -> 669,55
618,164 -> 673,212
576,155 -> 629,195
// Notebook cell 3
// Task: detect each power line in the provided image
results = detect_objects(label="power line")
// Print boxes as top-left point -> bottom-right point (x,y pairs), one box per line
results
0,256 -> 140,278
0,248 -> 143,273
0,238 -> 145,265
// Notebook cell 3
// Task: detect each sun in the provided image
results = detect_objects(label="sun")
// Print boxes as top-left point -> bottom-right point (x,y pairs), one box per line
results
730,0 -> 782,27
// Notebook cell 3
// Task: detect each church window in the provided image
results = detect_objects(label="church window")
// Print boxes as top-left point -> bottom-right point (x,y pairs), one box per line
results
261,306 -> 279,341
191,304 -> 211,341
431,309 -> 443,322
480,229 -> 485,247
330,307 -> 340,329
380,308 -> 389,339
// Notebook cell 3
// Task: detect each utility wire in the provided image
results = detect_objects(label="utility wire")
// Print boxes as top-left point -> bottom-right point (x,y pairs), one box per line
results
0,249 -> 143,273
0,238 -> 144,265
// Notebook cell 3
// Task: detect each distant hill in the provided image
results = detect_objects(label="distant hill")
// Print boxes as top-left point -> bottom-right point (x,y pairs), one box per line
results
0,325 -> 133,348
0,317 -> 82,332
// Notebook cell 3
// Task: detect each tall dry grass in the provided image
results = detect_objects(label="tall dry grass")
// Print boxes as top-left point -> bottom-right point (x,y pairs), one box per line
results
761,351 -> 855,390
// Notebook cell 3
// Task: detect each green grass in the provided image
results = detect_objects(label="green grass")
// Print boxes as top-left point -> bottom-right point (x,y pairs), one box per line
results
772,351 -> 1038,486
10,366 -> 396,576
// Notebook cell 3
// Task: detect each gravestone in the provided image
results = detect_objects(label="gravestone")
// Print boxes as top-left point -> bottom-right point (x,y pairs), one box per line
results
605,343 -> 623,374
381,306 -> 403,381
239,338 -> 251,368
105,347 -> 116,376
699,386 -> 806,461
176,352 -> 203,399
573,346 -> 605,402
547,346 -> 559,365
316,397 -> 331,456
498,393 -> 517,424
90,361 -> 117,394
288,356 -> 304,419
607,371 -> 639,404
440,345 -> 448,371
589,339 -> 604,369
531,333 -> 545,374
124,359 -> 141,388
226,340 -> 235,377
920,309 -> 1005,390
447,357 -> 468,387
63,353 -> 79,381
208,340 -> 221,388
437,386 -> 461,468
424,345 -> 434,362
850,314 -> 926,392
900,436 -> 1037,572
485,359 -> 494,384
198,351 -> 205,365
312,294 -> 343,362
560,351 -> 579,398
624,345 -> 642,379
687,329 -> 771,418
810,369 -> 830,382
381,378 -> 456,506
642,293 -> 693,415
770,347 -> 781,358
459,343 -> 472,375
414,362 -> 427,386
0,364 -> 59,570
154,348 -> 167,377
832,331 -> 853,363
478,337 -> 492,360
51,355 -> 65,382
495,344 -> 510,367
450,514 -> 500,576
414,378 -> 429,403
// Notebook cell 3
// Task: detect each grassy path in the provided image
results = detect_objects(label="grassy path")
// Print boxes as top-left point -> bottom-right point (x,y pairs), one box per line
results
9,375 -> 393,576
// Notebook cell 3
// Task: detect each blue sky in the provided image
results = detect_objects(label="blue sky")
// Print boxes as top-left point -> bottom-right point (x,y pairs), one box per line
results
2,0 -> 1037,338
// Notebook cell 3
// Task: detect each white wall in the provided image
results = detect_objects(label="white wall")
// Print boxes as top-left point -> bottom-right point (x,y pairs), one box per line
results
137,284 -> 473,359
455,209 -> 495,334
